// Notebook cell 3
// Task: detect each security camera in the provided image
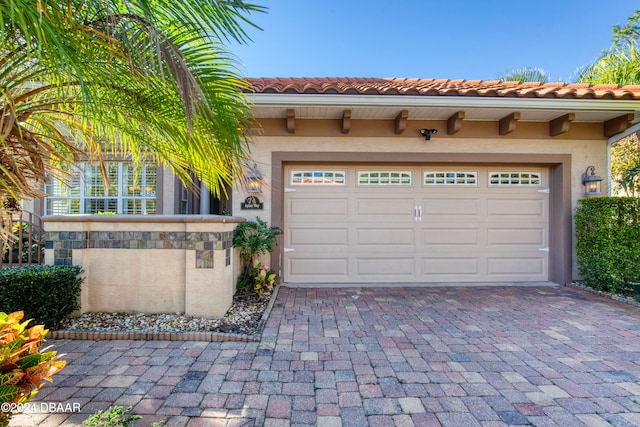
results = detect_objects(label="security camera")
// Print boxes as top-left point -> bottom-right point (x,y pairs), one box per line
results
419,128 -> 438,140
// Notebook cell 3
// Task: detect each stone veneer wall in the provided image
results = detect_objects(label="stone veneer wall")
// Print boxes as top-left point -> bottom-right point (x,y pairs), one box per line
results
47,230 -> 233,269
43,215 -> 245,318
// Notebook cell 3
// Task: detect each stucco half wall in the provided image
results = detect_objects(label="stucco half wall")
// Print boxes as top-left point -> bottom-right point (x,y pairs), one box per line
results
43,215 -> 245,318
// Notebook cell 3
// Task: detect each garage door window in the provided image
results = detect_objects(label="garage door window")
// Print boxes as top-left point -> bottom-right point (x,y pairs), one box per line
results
358,171 -> 412,185
489,172 -> 542,186
291,171 -> 346,185
424,171 -> 477,185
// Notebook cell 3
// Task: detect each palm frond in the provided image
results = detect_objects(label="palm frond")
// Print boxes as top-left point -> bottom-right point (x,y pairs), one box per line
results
496,66 -> 551,83
577,42 -> 640,85
0,0 -> 264,205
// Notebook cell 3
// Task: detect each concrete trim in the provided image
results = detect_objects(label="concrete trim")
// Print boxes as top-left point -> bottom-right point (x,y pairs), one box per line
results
43,214 -> 246,224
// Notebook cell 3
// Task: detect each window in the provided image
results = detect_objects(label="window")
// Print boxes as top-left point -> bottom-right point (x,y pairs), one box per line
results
358,171 -> 412,185
45,162 -> 157,215
424,171 -> 477,185
291,170 -> 346,185
180,185 -> 190,214
489,172 -> 542,186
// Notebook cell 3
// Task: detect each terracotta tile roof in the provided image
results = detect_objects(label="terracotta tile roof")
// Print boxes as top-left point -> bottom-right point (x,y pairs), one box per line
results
246,77 -> 640,100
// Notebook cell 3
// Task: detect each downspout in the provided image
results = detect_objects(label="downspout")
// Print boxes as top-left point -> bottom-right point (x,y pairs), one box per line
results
607,122 -> 640,196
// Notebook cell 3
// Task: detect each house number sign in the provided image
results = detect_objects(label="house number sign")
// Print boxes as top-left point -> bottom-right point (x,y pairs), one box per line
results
241,196 -> 263,210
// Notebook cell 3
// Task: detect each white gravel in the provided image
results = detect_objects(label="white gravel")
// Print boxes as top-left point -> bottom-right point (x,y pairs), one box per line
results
58,291 -> 272,335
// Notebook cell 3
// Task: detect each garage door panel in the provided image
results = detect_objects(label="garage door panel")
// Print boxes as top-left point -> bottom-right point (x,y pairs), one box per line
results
357,257 -> 415,276
357,228 -> 415,246
356,198 -> 414,218
289,258 -> 348,278
487,198 -> 545,217
422,228 -> 479,246
487,257 -> 545,275
422,198 -> 480,216
289,198 -> 348,216
422,257 -> 480,275
289,227 -> 348,247
487,227 -> 545,246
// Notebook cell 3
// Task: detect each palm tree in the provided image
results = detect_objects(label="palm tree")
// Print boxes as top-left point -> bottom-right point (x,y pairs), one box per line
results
496,67 -> 551,83
1,0 -> 265,206
577,41 -> 640,86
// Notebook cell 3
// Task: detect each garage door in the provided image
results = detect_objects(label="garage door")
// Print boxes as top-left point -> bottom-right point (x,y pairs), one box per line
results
283,166 -> 549,284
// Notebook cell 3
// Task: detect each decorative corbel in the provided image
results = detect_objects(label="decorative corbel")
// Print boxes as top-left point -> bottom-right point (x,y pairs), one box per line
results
499,112 -> 520,135
286,109 -> 295,133
604,114 -> 634,137
447,111 -> 465,135
342,110 -> 351,134
395,110 -> 408,134
549,113 -> 575,136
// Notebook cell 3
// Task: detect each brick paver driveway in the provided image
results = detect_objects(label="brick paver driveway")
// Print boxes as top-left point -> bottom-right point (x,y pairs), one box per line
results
11,285 -> 640,426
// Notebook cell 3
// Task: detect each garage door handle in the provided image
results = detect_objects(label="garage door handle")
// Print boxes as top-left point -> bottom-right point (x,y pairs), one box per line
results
414,206 -> 423,221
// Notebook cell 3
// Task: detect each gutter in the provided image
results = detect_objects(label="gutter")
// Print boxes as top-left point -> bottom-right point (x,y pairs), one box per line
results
249,93 -> 640,113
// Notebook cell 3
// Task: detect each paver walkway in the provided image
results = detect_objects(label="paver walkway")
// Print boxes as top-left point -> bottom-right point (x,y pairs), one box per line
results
9,285 -> 640,426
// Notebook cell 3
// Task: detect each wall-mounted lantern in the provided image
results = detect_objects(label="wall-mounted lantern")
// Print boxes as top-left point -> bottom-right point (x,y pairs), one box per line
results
582,166 -> 603,195
246,163 -> 263,193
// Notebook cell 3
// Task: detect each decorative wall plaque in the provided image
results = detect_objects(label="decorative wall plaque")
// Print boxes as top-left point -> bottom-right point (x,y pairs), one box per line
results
241,196 -> 263,210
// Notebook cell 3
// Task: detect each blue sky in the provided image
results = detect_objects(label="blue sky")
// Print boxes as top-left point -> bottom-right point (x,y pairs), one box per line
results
230,1 -> 639,82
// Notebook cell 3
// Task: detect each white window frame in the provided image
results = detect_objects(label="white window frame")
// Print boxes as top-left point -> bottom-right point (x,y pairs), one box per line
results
290,170 -> 346,185
45,162 -> 157,215
423,171 -> 478,186
489,171 -> 542,186
357,170 -> 413,186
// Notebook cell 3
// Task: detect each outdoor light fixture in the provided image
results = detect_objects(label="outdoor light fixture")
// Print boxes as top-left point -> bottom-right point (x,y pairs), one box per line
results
419,128 -> 438,141
246,163 -> 263,193
581,165 -> 603,195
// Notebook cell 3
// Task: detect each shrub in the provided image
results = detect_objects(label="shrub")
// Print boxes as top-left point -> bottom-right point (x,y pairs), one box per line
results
82,405 -> 165,427
0,266 -> 83,328
0,311 -> 66,427
83,405 -> 141,427
575,197 -> 640,293
233,218 -> 282,294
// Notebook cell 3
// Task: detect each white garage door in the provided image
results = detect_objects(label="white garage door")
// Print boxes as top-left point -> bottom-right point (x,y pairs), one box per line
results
283,166 -> 549,284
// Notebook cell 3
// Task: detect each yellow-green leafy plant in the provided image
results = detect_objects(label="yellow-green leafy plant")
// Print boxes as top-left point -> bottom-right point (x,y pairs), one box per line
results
0,311 -> 66,427
252,261 -> 277,296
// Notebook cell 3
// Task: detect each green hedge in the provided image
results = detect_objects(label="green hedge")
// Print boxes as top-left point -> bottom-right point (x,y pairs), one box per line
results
575,197 -> 640,293
0,265 -> 83,328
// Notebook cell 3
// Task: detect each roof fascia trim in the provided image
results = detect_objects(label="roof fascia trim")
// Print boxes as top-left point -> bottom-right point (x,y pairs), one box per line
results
249,93 -> 640,113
